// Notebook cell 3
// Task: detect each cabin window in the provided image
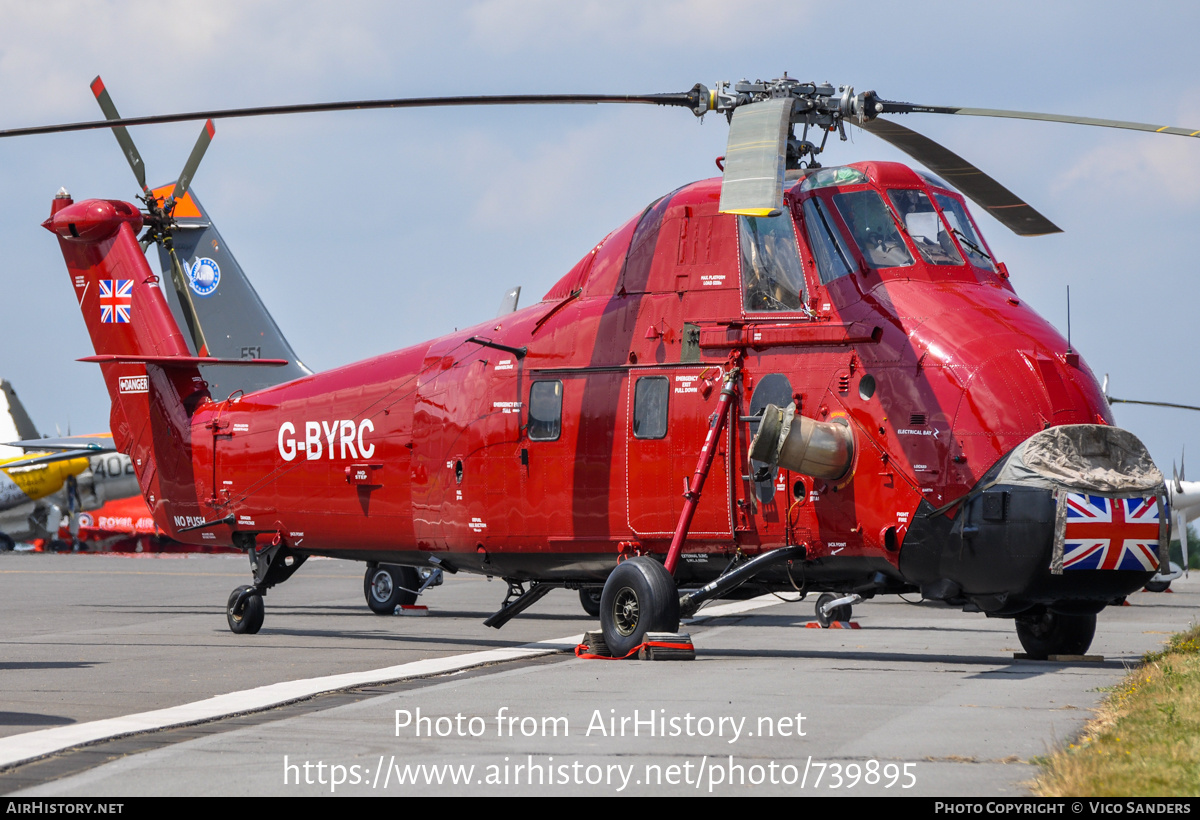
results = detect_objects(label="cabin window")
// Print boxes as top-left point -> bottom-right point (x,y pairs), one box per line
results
527,381 -> 563,441
933,193 -> 997,271
832,190 -> 913,270
739,212 -> 807,312
800,197 -> 855,285
633,377 -> 668,439
887,189 -> 963,266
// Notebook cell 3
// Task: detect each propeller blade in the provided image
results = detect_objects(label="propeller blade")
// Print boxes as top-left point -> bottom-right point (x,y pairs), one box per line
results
1177,510 -> 1190,578
167,246 -> 211,357
1182,445 -> 1187,482
90,76 -> 149,193
0,92 -> 697,140
1175,461 -> 1183,495
857,117 -> 1061,236
165,120 -> 215,214
718,98 -> 792,217
877,100 -> 1200,140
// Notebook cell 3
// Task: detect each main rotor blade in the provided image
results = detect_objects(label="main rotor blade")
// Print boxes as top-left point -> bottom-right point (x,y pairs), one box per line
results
1108,396 -> 1200,412
718,98 -> 792,216
857,117 -> 1061,236
878,100 -> 1200,140
165,120 -> 215,213
0,92 -> 696,140
90,76 -> 149,193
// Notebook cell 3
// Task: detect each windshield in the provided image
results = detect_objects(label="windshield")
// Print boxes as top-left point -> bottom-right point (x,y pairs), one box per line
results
739,211 -> 807,312
887,189 -> 963,266
832,190 -> 913,269
933,193 -> 996,271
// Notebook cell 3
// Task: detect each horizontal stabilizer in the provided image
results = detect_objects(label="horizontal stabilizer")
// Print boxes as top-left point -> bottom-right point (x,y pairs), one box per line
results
2,450 -> 104,469
78,355 -> 289,367
7,434 -> 114,452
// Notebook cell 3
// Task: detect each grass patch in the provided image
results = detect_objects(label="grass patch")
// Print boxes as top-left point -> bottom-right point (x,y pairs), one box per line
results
1033,625 -> 1200,796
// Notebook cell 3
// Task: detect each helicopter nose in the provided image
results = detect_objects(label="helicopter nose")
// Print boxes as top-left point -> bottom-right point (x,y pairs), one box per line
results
900,424 -> 1166,616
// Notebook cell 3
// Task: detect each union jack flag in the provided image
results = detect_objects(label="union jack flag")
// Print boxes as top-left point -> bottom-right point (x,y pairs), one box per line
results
99,279 -> 132,324
1062,493 -> 1160,571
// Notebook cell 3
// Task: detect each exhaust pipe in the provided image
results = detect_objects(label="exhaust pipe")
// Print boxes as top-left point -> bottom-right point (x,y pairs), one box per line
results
748,403 -> 854,481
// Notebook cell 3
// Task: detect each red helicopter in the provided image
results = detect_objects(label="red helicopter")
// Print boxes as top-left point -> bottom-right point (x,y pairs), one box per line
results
19,76 -> 1191,658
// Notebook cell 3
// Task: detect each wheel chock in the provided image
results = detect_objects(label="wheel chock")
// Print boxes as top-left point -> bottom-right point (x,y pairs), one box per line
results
638,633 -> 695,661
578,630 -> 613,658
395,605 -> 429,616
575,631 -> 695,660
805,621 -> 861,629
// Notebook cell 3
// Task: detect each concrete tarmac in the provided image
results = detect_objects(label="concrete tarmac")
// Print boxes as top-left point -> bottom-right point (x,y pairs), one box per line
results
1,551 -> 1196,796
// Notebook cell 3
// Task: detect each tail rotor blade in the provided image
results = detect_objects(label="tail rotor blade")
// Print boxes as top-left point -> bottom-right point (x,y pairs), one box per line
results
90,76 -> 149,194
167,246 -> 211,357
165,120 -> 215,213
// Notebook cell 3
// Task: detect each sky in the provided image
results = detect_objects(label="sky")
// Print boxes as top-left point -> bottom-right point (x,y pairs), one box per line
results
1,0 -> 1198,476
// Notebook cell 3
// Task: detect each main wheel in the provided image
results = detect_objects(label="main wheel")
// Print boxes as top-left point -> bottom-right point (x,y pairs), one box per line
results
579,588 -> 603,617
0,532 -> 14,551
599,557 -> 679,658
1015,610 -> 1096,659
226,585 -> 265,634
364,564 -> 419,614
815,592 -> 852,627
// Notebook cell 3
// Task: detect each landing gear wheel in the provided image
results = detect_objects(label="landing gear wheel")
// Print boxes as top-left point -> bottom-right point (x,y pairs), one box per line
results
579,588 -> 603,617
1015,610 -> 1096,659
599,557 -> 679,658
0,533 -> 13,551
1144,579 -> 1171,593
226,585 -> 264,635
816,592 -> 851,627
364,564 -> 419,614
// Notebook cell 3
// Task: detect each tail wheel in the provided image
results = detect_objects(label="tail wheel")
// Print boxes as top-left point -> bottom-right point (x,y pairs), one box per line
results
579,588 -> 603,617
1015,610 -> 1096,659
226,585 -> 265,635
364,564 -> 419,614
815,592 -> 852,627
599,557 -> 679,658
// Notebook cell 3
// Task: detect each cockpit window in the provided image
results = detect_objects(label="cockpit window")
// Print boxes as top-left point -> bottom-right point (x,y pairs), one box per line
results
887,189 -> 963,266
800,198 -> 854,285
832,190 -> 913,269
798,166 -> 867,192
933,193 -> 997,271
739,211 -> 806,312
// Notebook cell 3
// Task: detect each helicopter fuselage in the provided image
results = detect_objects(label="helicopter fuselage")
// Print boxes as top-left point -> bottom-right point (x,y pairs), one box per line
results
49,160 -> 1159,619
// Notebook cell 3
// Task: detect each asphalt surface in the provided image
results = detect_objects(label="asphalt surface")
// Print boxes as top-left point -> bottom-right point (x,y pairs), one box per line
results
1,551 -> 1195,796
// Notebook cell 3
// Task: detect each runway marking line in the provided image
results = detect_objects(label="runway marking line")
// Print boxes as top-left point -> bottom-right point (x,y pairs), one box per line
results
0,595 -> 781,771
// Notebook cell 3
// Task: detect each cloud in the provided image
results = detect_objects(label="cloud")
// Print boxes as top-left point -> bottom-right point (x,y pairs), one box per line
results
1052,97 -> 1200,206
463,0 -> 810,54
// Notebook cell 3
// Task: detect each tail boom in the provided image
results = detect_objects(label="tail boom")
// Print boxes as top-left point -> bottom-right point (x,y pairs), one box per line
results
46,193 -> 210,532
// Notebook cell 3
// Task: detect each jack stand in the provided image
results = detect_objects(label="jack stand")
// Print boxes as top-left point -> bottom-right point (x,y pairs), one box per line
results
484,580 -> 558,629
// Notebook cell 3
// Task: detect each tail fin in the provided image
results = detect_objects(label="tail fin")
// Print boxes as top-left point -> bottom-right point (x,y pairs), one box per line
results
148,185 -> 311,400
0,380 -> 41,461
45,191 -> 206,499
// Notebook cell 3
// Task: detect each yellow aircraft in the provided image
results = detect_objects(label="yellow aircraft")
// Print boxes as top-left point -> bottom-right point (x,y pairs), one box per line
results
0,381 -> 125,550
